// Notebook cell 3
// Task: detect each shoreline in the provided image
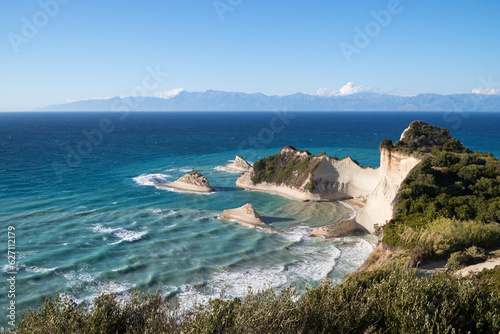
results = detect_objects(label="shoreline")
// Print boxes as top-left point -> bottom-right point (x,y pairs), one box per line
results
308,199 -> 366,239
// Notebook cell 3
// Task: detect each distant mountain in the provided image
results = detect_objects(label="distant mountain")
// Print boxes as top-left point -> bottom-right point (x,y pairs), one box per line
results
36,90 -> 500,112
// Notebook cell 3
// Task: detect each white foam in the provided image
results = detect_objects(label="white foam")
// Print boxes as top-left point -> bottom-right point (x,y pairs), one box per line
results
338,201 -> 357,220
166,168 -> 193,173
282,225 -> 313,243
133,174 -> 171,187
287,246 -> 341,282
25,266 -> 57,273
2,263 -> 25,273
214,166 -> 240,173
175,285 -> 215,310
150,209 -> 177,216
332,236 -> 377,276
211,266 -> 288,298
92,224 -> 147,244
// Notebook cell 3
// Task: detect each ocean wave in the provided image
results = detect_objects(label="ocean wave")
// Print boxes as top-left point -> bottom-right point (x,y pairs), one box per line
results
92,224 -> 147,244
2,263 -> 25,273
331,236 -> 377,278
281,225 -> 313,243
149,209 -> 178,216
174,285 -> 216,310
133,174 -> 171,187
165,168 -> 193,173
211,266 -> 288,297
25,266 -> 58,273
15,250 -> 38,259
214,166 -> 241,173
287,245 -> 341,282
338,201 -> 358,220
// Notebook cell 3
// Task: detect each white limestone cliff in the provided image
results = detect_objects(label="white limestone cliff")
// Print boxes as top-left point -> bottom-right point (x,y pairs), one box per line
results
355,149 -> 422,233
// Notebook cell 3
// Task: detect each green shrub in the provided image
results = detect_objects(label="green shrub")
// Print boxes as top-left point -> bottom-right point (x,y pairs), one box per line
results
380,138 -> 393,150
446,246 -> 487,272
385,149 -> 500,257
6,269 -> 500,334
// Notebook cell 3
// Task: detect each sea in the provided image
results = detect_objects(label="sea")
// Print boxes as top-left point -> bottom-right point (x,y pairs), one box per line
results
1,111 -> 499,326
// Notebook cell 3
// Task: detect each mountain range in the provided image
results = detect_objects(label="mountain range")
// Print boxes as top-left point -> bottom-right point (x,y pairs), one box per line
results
36,90 -> 500,112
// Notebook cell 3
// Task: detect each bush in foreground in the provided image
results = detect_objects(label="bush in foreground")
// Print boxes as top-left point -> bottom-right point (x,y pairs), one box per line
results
4,269 -> 500,334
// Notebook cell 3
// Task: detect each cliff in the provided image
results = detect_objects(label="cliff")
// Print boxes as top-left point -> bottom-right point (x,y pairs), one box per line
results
357,120 -> 470,233
237,121 -> 474,238
236,146 -> 379,202
356,149 -> 422,233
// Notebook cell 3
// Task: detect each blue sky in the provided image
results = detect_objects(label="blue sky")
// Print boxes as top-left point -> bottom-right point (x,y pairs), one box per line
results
1,0 -> 499,110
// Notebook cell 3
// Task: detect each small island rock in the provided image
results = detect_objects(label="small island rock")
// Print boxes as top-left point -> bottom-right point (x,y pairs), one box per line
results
218,203 -> 285,234
221,156 -> 252,173
158,171 -> 215,193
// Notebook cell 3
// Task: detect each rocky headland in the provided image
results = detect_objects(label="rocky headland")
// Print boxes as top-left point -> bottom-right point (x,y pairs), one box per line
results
217,203 -> 285,234
158,171 -> 215,193
236,121 -> 469,237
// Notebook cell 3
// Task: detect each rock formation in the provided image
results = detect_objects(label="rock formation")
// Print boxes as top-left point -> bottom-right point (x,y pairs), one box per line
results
217,203 -> 285,234
355,149 -> 421,233
236,146 -> 379,202
309,219 -> 357,239
158,171 -> 215,193
235,121 -> 463,236
356,120 -> 467,233
221,156 -> 252,173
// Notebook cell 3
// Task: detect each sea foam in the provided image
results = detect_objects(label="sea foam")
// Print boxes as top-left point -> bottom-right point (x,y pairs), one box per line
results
133,174 -> 171,186
92,224 -> 147,244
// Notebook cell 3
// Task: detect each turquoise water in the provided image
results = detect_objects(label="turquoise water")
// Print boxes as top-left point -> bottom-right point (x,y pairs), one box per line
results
1,111 -> 499,326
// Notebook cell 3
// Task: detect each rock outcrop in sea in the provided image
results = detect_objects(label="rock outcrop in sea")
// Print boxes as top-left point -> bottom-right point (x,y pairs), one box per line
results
221,156 -> 252,173
217,203 -> 285,234
158,171 -> 215,193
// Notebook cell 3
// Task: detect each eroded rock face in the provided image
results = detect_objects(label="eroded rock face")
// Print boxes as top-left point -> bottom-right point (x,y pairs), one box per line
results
356,149 -> 422,233
159,171 -> 215,193
221,156 -> 252,173
233,156 -> 252,170
177,172 -> 212,187
217,203 -> 285,234
236,146 -> 379,202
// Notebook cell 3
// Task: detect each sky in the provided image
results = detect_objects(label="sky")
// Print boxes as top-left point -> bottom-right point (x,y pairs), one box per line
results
1,0 -> 499,111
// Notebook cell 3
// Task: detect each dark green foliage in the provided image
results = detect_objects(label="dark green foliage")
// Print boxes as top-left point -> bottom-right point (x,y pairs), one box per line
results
379,138 -> 393,150
446,246 -> 488,272
6,269 -> 500,334
477,266 -> 500,293
392,121 -> 468,155
251,147 -> 320,190
383,150 -> 500,259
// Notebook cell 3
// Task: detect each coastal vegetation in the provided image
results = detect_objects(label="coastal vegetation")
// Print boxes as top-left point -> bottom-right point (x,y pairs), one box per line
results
5,267 -> 500,334
251,146 -> 321,187
389,120 -> 468,155
383,149 -> 500,263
